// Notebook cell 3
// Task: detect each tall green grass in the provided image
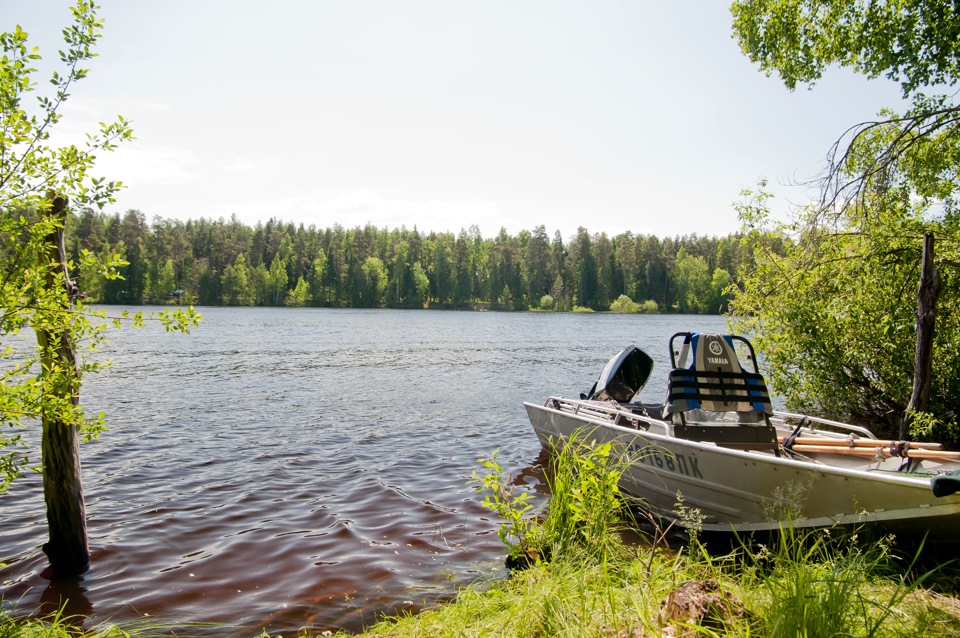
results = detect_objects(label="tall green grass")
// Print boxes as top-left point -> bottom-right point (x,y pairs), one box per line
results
0,606 -> 215,637
536,435 -> 629,563
0,609 -> 130,638
733,526 -> 933,638
472,432 -> 632,567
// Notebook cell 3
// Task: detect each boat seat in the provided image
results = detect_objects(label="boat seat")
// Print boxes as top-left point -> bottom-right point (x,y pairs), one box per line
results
664,332 -> 779,454
672,423 -> 779,451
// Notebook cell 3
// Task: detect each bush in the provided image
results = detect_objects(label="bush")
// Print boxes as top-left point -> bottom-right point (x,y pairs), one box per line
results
538,294 -> 555,311
609,294 -> 639,314
638,299 -> 659,314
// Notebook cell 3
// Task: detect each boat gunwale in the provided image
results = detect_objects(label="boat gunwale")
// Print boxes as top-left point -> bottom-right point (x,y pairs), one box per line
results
523,399 -> 951,490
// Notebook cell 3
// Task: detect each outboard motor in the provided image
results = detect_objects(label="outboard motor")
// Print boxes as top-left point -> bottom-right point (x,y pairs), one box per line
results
582,345 -> 654,403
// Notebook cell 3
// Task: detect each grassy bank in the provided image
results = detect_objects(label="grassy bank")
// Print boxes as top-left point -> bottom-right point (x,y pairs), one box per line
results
7,540 -> 959,638
345,529 -> 960,637
346,436 -> 960,637
0,611 -> 130,637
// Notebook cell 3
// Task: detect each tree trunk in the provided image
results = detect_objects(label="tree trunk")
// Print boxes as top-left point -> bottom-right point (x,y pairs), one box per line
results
899,232 -> 941,441
35,193 -> 89,576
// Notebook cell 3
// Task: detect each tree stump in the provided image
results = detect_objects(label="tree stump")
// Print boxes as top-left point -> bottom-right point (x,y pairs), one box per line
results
658,579 -> 745,636
900,232 -> 941,441
35,193 -> 89,576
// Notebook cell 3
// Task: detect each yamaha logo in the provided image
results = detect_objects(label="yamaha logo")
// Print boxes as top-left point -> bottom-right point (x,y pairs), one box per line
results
708,340 -> 723,356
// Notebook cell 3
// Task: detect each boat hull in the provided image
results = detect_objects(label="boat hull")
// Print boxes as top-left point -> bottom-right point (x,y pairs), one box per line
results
525,400 -> 960,541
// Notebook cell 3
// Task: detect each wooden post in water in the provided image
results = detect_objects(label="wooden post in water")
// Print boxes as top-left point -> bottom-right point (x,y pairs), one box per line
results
899,232 -> 942,441
35,192 -> 90,576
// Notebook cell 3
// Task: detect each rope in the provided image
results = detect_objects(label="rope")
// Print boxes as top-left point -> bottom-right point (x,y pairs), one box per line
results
781,418 -> 807,453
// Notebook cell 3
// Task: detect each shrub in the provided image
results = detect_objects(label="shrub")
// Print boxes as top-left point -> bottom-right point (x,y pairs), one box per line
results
638,299 -> 659,314
609,294 -> 639,314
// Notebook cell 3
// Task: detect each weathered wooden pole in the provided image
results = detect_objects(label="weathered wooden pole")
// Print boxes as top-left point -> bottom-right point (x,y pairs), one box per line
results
34,192 -> 90,576
899,232 -> 942,441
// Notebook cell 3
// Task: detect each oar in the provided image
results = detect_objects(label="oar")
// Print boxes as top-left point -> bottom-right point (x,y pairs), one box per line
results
788,444 -> 960,460
778,436 -> 944,450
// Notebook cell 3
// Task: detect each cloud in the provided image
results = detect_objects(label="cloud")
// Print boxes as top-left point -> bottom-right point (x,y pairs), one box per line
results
96,144 -> 202,185
203,189 -> 506,235
322,192 -> 505,234
331,190 -> 384,214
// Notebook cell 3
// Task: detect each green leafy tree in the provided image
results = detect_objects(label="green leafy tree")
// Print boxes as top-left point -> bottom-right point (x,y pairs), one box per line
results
731,1 -> 960,441
731,0 -> 960,96
149,258 -> 177,302
731,0 -> 960,209
308,251 -> 326,306
388,240 -> 409,307
731,180 -> 960,442
249,262 -> 270,305
524,225 -> 551,305
117,210 -> 148,302
572,227 -> 599,309
101,238 -> 128,302
0,2 -> 199,576
672,249 -> 712,314
431,236 -> 454,304
360,255 -> 388,307
285,275 -> 310,307
409,261 -> 429,308
615,232 -> 639,299
268,254 -> 288,305
454,230 -> 473,307
710,267 -> 733,314
638,299 -> 659,314
594,232 -> 615,308
221,253 -> 251,305
549,274 -> 566,311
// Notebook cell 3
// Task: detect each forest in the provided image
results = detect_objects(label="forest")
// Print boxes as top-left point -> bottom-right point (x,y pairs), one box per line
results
65,209 -> 778,313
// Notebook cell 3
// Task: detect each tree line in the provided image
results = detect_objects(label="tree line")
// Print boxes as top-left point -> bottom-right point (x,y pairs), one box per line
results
64,210 -> 775,313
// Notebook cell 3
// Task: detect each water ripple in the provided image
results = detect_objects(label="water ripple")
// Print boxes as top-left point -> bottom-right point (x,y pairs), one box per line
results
1,308 -> 728,634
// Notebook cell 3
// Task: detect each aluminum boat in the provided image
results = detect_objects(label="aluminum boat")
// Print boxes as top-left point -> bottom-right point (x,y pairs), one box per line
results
524,332 -> 960,541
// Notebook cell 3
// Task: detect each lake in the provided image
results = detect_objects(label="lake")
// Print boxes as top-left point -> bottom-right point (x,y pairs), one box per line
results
0,308 -> 730,635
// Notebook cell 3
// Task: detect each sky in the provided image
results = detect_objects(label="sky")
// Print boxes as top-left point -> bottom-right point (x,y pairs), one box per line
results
7,1 -> 908,240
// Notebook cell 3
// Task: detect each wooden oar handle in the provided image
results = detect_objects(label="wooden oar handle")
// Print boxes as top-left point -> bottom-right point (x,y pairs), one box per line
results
778,436 -> 943,450
789,444 -> 960,460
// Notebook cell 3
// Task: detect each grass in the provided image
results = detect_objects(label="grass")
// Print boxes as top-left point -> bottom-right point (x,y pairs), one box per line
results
343,528 -> 960,638
0,608 -> 130,638
0,605 -> 214,638
340,546 -> 692,637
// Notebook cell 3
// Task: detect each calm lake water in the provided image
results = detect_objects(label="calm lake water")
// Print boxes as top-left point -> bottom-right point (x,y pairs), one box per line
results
0,308 -> 729,635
